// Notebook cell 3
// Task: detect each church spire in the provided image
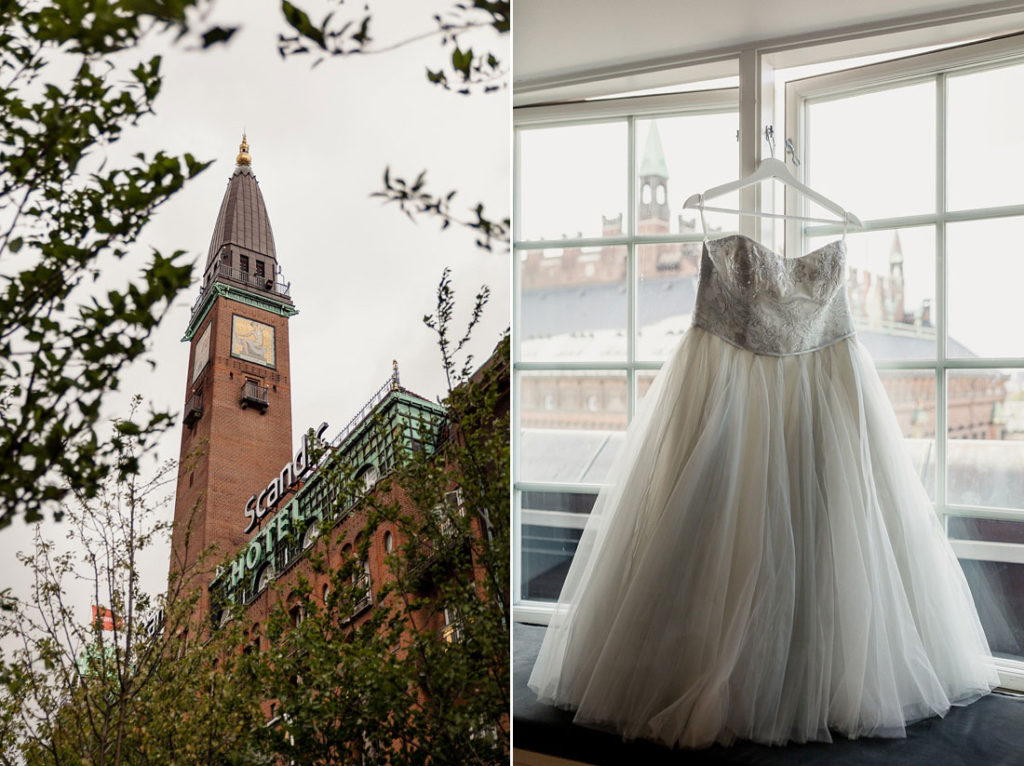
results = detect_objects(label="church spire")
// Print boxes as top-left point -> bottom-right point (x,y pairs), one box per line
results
639,121 -> 669,179
639,121 -> 670,228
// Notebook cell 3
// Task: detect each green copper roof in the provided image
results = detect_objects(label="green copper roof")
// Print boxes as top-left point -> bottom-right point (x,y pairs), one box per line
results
639,122 -> 669,179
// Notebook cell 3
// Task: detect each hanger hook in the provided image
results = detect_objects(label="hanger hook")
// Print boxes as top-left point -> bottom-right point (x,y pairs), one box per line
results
785,138 -> 802,167
765,126 -> 776,159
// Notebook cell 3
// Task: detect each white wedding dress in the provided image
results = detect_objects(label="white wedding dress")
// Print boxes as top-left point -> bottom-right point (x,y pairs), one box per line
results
527,234 -> 998,748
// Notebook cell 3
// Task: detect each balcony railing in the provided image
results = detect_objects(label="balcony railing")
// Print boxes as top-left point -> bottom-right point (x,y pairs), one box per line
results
192,262 -> 292,313
351,575 -> 373,617
240,380 -> 269,412
183,392 -> 202,427
329,369 -> 402,451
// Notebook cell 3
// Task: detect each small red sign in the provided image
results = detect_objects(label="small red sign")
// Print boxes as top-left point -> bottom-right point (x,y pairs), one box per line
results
92,605 -> 118,632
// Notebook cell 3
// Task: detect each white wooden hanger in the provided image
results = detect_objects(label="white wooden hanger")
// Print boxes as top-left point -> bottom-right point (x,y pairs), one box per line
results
683,158 -> 863,228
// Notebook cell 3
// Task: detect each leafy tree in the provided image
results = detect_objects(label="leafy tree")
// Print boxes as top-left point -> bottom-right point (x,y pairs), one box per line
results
251,273 -> 509,764
277,0 -> 511,251
0,405 -> 265,765
0,0 -> 508,531
0,0 -> 240,528
2,273 -> 509,763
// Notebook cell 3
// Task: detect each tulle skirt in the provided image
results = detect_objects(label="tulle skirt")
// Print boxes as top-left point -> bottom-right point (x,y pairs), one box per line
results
527,327 -> 998,748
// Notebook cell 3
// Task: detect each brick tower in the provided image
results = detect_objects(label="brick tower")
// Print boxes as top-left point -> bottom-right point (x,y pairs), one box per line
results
637,121 -> 672,276
170,135 -> 297,619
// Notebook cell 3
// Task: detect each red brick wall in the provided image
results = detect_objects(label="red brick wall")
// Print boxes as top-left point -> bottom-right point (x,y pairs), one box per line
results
171,296 -> 294,621
242,484 -> 449,651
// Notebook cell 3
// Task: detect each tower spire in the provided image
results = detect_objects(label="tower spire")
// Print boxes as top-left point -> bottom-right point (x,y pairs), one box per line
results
236,132 -> 251,166
639,122 -> 669,179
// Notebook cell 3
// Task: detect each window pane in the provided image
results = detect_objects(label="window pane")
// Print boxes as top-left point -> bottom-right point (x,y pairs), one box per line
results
879,370 -> 937,501
521,491 -> 597,601
808,227 -> 936,361
806,82 -> 935,221
519,371 -> 627,484
519,245 -> 627,363
949,517 -> 1024,543
947,368 -> 1024,509
947,217 -> 1024,358
635,230 -> 701,360
958,558 -> 1024,662
634,113 -> 739,239
947,63 -> 1024,211
519,122 -> 627,241
636,370 -> 659,406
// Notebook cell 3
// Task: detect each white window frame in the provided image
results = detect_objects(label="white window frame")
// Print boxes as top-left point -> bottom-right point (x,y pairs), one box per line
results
514,89 -> 739,624
786,32 -> 1024,691
514,31 -> 1024,691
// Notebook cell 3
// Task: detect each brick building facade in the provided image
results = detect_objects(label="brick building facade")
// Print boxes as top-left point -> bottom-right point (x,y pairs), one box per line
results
169,136 -> 497,651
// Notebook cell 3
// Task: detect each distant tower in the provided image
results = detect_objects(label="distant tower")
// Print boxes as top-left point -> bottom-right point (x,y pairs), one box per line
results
637,121 -> 673,276
638,122 -> 670,231
170,135 -> 297,622
888,230 -> 906,322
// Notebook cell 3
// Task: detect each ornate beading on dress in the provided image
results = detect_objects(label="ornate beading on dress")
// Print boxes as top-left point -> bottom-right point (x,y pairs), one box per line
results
692,235 -> 854,356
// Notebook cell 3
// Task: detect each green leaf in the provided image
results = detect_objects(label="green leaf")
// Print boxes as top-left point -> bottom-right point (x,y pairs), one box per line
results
281,1 -> 326,49
200,25 -> 237,48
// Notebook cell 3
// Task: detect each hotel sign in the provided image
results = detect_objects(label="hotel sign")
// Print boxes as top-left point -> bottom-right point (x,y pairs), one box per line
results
243,422 -> 329,533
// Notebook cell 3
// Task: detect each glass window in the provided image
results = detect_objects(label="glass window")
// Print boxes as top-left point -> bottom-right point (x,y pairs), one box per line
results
518,121 -> 627,242
515,93 -> 740,606
947,217 -> 1024,359
791,37 -> 1024,686
519,247 -> 627,364
521,490 -> 597,601
946,62 -> 1024,212
807,227 -> 936,362
805,81 -> 935,221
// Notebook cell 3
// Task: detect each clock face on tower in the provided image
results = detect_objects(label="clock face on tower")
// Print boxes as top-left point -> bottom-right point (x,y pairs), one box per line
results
231,315 -> 275,368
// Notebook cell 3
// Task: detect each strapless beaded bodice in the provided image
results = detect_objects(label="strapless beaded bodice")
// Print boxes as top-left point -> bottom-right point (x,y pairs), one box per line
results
691,235 -> 854,356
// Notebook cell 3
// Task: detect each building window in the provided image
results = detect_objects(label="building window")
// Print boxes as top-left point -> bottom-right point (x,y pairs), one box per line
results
361,464 -> 379,491
256,565 -> 273,593
240,254 -> 249,273
245,625 -> 260,655
384,531 -> 393,554
351,558 -> 373,616
442,606 -> 462,643
303,522 -> 318,550
255,260 -> 266,279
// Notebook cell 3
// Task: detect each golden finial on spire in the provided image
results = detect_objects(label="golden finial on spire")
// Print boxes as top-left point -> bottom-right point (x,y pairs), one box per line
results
236,132 -> 251,166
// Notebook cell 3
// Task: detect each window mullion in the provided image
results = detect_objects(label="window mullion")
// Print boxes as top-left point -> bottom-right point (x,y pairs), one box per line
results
626,116 -> 637,422
935,72 -> 949,520
738,49 -> 760,240
512,126 -> 523,605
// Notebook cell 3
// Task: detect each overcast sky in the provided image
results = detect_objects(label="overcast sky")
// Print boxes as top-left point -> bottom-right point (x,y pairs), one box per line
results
8,0 -> 508,616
